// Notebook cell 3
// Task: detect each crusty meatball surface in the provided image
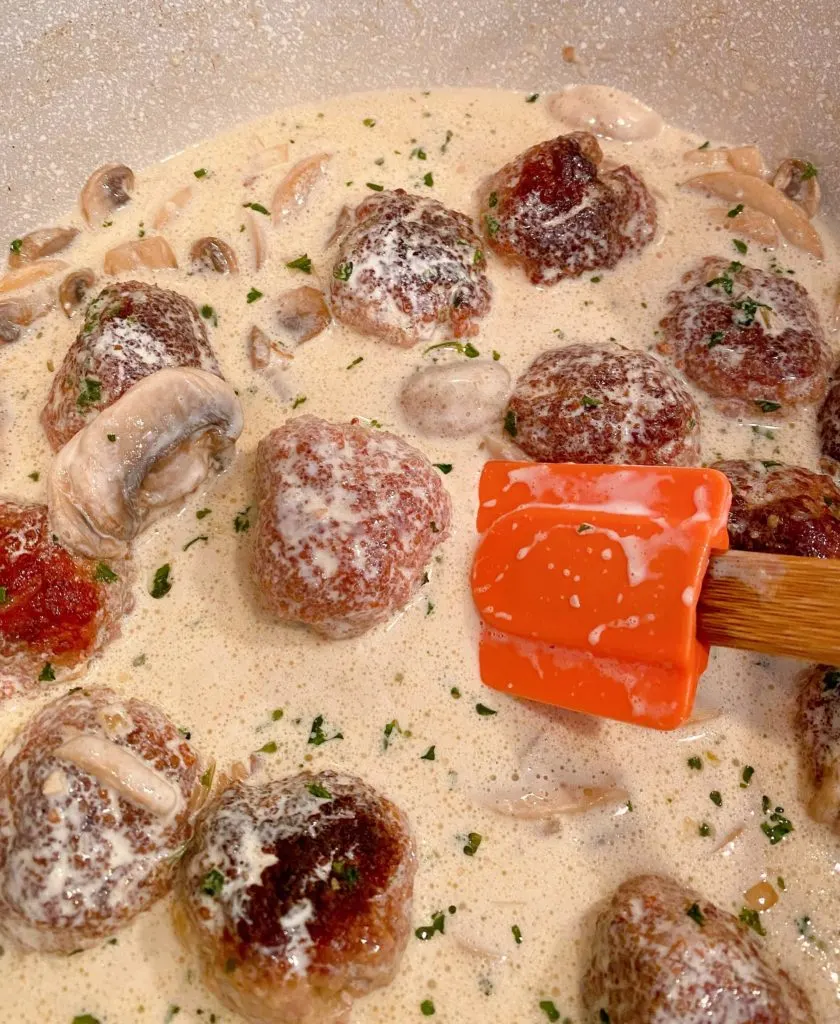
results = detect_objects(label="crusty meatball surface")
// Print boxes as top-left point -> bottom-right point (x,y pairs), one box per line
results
329,189 -> 491,347
797,664 -> 840,831
0,500 -> 132,699
506,342 -> 700,466
713,459 -> 840,558
175,771 -> 416,1024
818,373 -> 840,467
660,258 -> 828,415
478,132 -> 656,284
0,687 -> 203,953
583,873 -> 815,1024
253,416 -> 451,639
42,280 -> 222,450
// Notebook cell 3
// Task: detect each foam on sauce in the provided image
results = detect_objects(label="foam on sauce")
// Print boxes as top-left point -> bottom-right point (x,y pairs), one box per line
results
1,86 -> 839,1021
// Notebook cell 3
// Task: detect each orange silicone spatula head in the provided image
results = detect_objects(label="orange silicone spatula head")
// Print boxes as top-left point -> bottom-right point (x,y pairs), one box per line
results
471,462 -> 731,730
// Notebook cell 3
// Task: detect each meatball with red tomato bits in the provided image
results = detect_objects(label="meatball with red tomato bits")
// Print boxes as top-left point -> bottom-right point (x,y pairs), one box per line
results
253,416 -> 451,639
329,189 -> 491,347
174,771 -> 416,1024
505,342 -> 700,466
713,460 -> 840,558
583,874 -> 816,1023
0,688 -> 205,953
42,280 -> 222,450
478,132 -> 656,284
0,500 -> 132,699
660,258 -> 829,416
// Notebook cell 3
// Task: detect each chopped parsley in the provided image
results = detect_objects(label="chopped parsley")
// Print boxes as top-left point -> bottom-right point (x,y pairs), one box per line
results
434,463 -> 453,474
333,261 -> 354,281
93,563 -> 118,583
488,191 -> 499,208
234,507 -> 251,533
77,378 -> 102,411
246,287 -> 263,303
708,331 -> 725,348
426,600 -> 434,616
710,790 -> 723,807
581,394 -> 601,408
733,238 -> 748,254
462,831 -> 482,856
411,147 -> 427,160
423,171 -> 434,187
421,745 -> 436,760
39,663 -> 56,682
526,93 -> 540,102
688,756 -> 703,770
0,587 -> 7,605
698,822 -> 712,837
590,275 -> 602,283
193,167 -> 208,178
686,902 -> 706,926
183,535 -> 208,551
346,356 -> 364,369
196,508 -> 212,520
308,714 -> 343,746
512,924 -> 523,943
739,906 -> 766,936
107,433 -> 117,442
420,999 -> 436,1016
485,214 -> 500,236
9,238 -> 23,254
741,765 -> 755,787
72,1017 -> 101,1024
150,564 -> 172,599
777,876 -> 786,891
415,910 -> 447,940
577,523 -> 594,533
271,708 -> 284,721
450,686 -> 461,698
441,129 -> 454,153
760,800 -> 794,844
539,1001 -> 561,1022
476,703 -> 497,716
503,409 -> 517,437
200,763 -> 215,789
492,349 -> 501,360
330,859 -> 359,889
473,248 -> 484,264
727,203 -> 744,218
200,869 -> 225,897
754,399 -> 782,414
698,140 -> 710,150
286,254 -> 312,273
732,296 -> 771,328
423,340 -> 480,358
200,303 -> 217,323
242,201 -> 270,215
292,395 -> 307,409
362,117 -> 376,127
28,470 -> 39,481
366,182 -> 384,191
706,260 -> 743,295
801,162 -> 818,180
258,741 -> 277,754
383,719 -> 404,750
307,781 -> 332,799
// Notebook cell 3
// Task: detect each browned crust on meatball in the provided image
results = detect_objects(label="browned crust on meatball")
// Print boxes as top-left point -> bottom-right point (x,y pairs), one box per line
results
175,771 -> 416,1024
713,459 -> 840,558
818,373 -> 840,468
0,687 -> 203,953
660,258 -> 828,415
329,189 -> 492,347
478,132 -> 657,285
41,281 -> 222,450
0,500 -> 133,700
797,663 -> 840,831
506,342 -> 700,466
583,873 -> 816,1023
253,415 -> 451,639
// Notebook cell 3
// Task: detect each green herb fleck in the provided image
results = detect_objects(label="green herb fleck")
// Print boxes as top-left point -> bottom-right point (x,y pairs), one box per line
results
246,287 -> 263,303
421,745 -> 436,760
686,902 -> 706,926
801,162 -> 818,180
107,433 -> 117,442
201,869 -> 225,897
754,399 -> 782,414
727,203 -> 744,218
183,535 -> 208,552
196,508 -> 211,520
243,201 -> 270,215
473,248 -> 483,265
200,763 -> 215,789
733,238 -> 748,254
307,781 -> 332,799
581,394 -> 601,408
234,507 -> 251,533
366,182 -> 384,191
492,349 -> 500,360
464,342 -> 480,357
476,703 -> 497,716
698,140 -> 710,150
441,130 -> 454,153
77,378 -> 102,411
777,876 -> 786,891
503,409 -> 517,437
710,790 -> 723,807
93,563 -> 118,583
334,261 -> 354,281
485,214 -> 500,236
193,168 -> 208,178
286,254 -> 313,273
591,275 -> 602,283
330,859 -> 359,889
688,756 -> 703,770
164,1007 -> 180,1024
363,117 -> 376,127
0,587 -> 7,605
739,906 -> 766,936
415,911 -> 446,940
698,822 -> 712,837
539,1001 -> 561,1022
450,686 -> 461,698
28,470 -> 39,481
150,564 -> 172,599
258,741 -> 278,754
39,662 -> 56,682
292,395 -> 307,410
9,238 -> 23,254
72,1016 -> 101,1024
512,924 -> 523,943
434,463 -> 453,474
741,765 -> 755,787
308,714 -> 343,746
760,801 -> 794,844
420,999 -> 436,1016
383,719 -> 403,750
463,831 -> 482,856
708,331 -> 726,348
411,147 -> 428,160
423,171 -> 434,187
346,356 -> 364,369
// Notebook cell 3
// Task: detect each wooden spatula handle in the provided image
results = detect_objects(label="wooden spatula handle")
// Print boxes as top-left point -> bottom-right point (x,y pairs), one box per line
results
697,549 -> 840,664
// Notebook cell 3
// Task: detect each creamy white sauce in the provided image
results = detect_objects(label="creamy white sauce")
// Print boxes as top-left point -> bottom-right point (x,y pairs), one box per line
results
1,86 -> 839,1022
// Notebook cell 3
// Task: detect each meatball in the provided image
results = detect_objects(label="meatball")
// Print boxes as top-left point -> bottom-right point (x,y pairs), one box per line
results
713,459 -> 840,558
253,416 -> 451,638
818,373 -> 840,466
174,771 -> 416,1024
478,132 -> 656,284
797,663 -> 840,831
506,342 -> 700,466
0,501 -> 132,699
583,874 -> 815,1023
0,687 -> 204,953
41,280 -> 222,450
660,258 -> 828,414
329,189 -> 491,347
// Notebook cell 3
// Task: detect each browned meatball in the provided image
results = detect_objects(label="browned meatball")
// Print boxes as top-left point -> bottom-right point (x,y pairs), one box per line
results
0,501 -> 132,700
478,132 -> 656,285
41,281 -> 222,450
175,771 -> 416,1024
329,189 -> 491,347
818,373 -> 840,466
713,459 -> 840,558
506,342 -> 700,466
797,663 -> 840,831
583,874 -> 816,1023
0,688 -> 204,953
253,416 -> 451,639
660,258 -> 828,415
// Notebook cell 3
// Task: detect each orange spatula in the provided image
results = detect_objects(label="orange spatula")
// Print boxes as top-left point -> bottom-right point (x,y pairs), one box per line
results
471,461 -> 840,730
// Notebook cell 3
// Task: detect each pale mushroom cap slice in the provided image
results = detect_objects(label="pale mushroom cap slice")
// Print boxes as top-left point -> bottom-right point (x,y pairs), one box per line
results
8,227 -> 79,269
80,162 -> 135,226
47,367 -> 244,559
103,236 -> 178,275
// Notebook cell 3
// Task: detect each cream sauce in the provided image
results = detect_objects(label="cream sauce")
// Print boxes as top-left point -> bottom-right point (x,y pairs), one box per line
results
1,86 -> 840,1023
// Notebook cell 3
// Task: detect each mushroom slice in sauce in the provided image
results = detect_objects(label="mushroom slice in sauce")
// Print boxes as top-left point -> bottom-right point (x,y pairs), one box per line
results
152,185 -> 193,230
271,151 -> 332,223
482,783 -> 629,819
189,237 -> 239,274
547,84 -> 663,141
242,140 -> 290,185
772,158 -> 821,219
0,295 -> 54,343
0,259 -> 67,295
247,211 -> 268,269
709,205 -> 779,246
80,162 -> 135,226
7,226 -> 79,269
47,367 -> 244,559
275,285 -> 331,345
103,236 -> 178,274
58,268 -> 96,317
248,325 -> 292,370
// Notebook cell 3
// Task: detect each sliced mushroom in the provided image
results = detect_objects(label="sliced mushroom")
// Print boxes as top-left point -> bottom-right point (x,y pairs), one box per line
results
243,141 -> 290,186
0,259 -> 67,295
103,236 -> 178,275
152,185 -> 193,230
683,171 -> 823,257
80,162 -> 135,226
276,286 -> 331,346
189,237 -> 239,275
482,783 -> 629,819
247,211 -> 267,270
247,325 -> 293,370
59,268 -> 96,317
772,158 -> 821,219
0,294 -> 55,343
725,145 -> 765,177
326,204 -> 354,248
8,227 -> 79,269
55,734 -> 181,817
271,151 -> 332,223
709,206 -> 779,246
47,367 -> 244,559
547,85 -> 663,141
